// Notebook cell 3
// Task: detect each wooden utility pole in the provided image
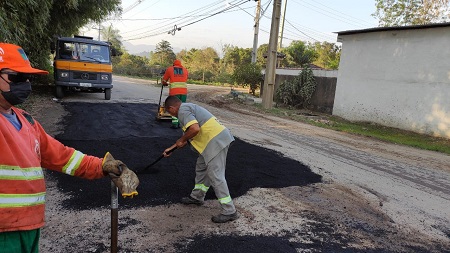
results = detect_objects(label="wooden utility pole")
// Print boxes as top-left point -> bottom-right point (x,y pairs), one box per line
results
251,0 -> 261,63
277,0 -> 288,50
262,0 -> 282,109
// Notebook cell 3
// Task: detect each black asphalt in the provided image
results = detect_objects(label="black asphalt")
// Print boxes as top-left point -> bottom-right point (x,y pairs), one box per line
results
45,102 -> 426,253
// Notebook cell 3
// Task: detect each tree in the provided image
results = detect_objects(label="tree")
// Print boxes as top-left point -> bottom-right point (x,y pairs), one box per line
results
312,42 -> 341,70
176,48 -> 198,71
281,40 -> 317,68
113,52 -> 150,77
373,0 -> 450,26
149,40 -> 176,67
256,43 -> 269,67
222,45 -> 252,73
101,24 -> 124,56
232,63 -> 263,95
0,0 -> 121,73
190,47 -> 220,83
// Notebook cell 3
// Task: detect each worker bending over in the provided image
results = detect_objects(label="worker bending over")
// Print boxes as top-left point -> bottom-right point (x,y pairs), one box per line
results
163,96 -> 238,223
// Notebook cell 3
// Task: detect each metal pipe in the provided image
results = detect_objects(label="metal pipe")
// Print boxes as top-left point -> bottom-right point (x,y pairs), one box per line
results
111,181 -> 118,253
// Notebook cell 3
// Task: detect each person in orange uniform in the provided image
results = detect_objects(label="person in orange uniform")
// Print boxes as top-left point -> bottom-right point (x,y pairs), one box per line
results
162,59 -> 188,128
0,43 -> 139,253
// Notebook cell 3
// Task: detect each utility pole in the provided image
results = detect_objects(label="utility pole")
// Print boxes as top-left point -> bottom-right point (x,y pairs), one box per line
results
262,0 -> 282,109
92,22 -> 102,40
251,0 -> 261,63
277,0 -> 288,50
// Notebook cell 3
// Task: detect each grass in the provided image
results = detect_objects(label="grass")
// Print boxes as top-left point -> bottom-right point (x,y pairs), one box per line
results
249,102 -> 450,155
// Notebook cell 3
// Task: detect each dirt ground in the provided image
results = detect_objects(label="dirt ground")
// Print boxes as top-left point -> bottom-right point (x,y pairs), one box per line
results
27,82 -> 450,253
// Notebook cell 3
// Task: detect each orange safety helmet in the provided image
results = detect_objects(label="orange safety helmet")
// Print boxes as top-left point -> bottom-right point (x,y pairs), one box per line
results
0,43 -> 48,74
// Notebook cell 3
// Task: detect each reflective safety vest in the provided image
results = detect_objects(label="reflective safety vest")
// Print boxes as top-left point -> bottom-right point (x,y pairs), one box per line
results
0,108 -> 105,233
162,64 -> 188,96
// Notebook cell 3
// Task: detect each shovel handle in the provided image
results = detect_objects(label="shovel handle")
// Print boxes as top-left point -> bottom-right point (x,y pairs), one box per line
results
140,146 -> 178,172
165,146 -> 178,155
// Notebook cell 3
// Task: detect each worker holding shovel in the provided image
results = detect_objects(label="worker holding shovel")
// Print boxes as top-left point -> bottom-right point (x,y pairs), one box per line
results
162,96 -> 239,223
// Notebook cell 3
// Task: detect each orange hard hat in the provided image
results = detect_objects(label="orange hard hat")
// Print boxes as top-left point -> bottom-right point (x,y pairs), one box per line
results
0,43 -> 48,74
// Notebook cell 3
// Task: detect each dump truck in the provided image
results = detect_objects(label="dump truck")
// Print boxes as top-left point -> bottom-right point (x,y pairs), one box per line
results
53,35 -> 114,100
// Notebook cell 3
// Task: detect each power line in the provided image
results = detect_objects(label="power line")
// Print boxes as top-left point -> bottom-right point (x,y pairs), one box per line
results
259,10 -> 335,44
302,0 -> 374,27
123,0 -> 145,14
112,6 -> 255,21
125,0 -> 163,16
120,0 -> 226,36
290,0 -> 372,29
123,0 -> 253,41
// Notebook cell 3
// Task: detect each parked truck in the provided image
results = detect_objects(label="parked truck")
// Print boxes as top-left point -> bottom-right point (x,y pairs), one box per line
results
53,35 -> 114,100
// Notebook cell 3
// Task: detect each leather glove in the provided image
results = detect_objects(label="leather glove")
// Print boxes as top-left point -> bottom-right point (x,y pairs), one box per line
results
102,152 -> 139,198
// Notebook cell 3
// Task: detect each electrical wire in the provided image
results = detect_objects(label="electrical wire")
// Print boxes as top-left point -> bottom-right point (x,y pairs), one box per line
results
123,0 -> 145,14
120,0 -> 226,36
125,0 -> 164,17
123,0 -> 253,41
290,0 -> 373,29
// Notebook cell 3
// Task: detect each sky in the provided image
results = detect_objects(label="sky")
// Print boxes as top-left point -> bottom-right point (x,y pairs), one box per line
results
82,0 -> 379,55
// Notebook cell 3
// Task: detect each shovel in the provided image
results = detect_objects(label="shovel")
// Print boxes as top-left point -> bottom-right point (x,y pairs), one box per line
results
138,146 -> 178,174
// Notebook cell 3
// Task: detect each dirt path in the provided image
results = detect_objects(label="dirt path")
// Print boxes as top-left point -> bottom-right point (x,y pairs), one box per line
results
31,77 -> 450,252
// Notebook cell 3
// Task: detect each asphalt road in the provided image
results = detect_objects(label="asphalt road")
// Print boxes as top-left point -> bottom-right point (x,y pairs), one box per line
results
38,75 -> 450,252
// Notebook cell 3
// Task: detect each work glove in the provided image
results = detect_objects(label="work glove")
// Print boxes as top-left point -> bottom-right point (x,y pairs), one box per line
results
102,152 -> 139,198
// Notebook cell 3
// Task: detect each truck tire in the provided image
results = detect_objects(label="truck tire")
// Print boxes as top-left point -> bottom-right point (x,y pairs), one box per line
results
56,86 -> 64,99
105,88 -> 111,100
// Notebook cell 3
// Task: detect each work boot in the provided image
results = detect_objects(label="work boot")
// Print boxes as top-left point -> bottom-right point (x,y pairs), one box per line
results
211,212 -> 239,223
181,196 -> 204,206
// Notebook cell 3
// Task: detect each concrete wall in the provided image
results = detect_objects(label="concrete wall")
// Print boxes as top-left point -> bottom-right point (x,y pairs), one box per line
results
334,26 -> 450,138
263,68 -> 338,114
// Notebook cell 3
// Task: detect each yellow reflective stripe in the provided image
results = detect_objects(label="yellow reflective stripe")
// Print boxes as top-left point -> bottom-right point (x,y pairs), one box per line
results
0,166 -> 43,180
63,150 -> 85,176
169,82 -> 187,89
182,119 -> 198,132
218,195 -> 232,204
194,184 -> 209,192
0,192 -> 45,208
190,117 -> 225,154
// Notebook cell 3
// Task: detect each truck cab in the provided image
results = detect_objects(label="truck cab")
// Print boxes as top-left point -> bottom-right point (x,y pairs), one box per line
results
53,35 -> 113,100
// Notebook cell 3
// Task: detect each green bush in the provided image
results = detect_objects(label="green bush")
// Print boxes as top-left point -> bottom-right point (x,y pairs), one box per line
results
275,65 -> 316,108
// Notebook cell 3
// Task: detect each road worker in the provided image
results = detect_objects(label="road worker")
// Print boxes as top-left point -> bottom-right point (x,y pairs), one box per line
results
161,59 -> 188,129
163,96 -> 239,223
0,42 -> 139,253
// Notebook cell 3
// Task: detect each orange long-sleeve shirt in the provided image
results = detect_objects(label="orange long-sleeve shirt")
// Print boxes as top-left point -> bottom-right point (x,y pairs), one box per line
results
0,107 -> 105,232
162,62 -> 188,96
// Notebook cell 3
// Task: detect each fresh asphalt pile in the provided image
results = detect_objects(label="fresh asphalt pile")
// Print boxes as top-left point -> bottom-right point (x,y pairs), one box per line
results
48,102 -> 322,210
43,102 -> 443,252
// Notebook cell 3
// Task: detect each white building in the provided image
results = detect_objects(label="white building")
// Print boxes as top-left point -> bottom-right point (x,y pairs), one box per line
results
334,23 -> 450,138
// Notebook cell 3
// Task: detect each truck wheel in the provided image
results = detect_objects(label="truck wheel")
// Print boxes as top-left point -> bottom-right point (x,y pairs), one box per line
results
56,86 -> 64,99
105,88 -> 111,100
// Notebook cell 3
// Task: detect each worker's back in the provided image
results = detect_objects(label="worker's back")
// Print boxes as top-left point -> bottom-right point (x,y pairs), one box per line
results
163,60 -> 188,96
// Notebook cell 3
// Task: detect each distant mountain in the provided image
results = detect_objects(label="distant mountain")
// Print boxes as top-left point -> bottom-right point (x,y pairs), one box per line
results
122,41 -> 182,56
135,51 -> 151,57
123,41 -> 155,55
